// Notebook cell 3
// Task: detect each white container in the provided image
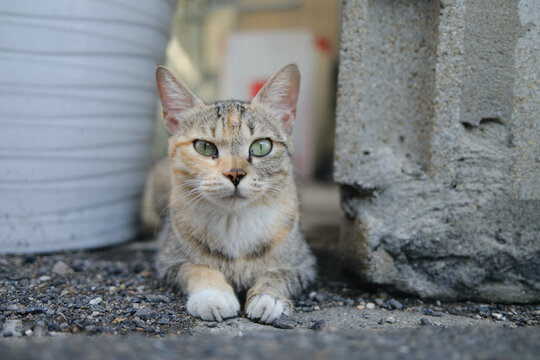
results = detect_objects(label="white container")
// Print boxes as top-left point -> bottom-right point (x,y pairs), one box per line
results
0,0 -> 175,253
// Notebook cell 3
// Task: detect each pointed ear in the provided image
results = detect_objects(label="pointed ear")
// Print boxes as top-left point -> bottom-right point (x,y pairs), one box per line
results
155,66 -> 204,134
251,63 -> 300,133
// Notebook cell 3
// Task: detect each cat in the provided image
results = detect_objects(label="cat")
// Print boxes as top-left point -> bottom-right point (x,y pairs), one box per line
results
153,64 -> 315,324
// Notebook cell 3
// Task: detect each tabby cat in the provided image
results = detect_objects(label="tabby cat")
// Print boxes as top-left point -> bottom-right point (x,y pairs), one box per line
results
154,64 -> 315,323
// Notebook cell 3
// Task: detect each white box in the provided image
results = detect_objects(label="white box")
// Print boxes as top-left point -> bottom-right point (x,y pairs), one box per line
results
222,30 -> 316,178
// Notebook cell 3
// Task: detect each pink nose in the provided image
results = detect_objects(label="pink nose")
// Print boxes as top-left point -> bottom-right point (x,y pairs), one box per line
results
223,168 -> 246,187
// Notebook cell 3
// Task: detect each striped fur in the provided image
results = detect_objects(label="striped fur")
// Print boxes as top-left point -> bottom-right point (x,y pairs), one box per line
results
154,64 -> 315,323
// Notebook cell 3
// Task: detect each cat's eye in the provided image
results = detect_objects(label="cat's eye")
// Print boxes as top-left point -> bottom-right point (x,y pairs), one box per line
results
250,138 -> 272,157
194,140 -> 218,157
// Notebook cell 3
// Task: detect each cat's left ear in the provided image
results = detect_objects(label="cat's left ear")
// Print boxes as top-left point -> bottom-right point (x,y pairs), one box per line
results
251,63 -> 300,134
156,66 -> 204,134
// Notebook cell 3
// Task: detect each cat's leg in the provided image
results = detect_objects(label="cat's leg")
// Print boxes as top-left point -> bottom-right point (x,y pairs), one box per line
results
245,271 -> 297,324
246,240 -> 316,324
179,263 -> 240,322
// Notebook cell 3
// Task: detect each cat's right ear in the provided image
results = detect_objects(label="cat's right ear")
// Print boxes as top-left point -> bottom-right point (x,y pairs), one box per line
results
251,63 -> 300,134
155,66 -> 204,134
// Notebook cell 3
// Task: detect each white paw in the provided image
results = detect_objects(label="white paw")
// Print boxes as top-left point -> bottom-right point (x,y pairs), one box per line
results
187,289 -> 240,322
246,294 -> 289,324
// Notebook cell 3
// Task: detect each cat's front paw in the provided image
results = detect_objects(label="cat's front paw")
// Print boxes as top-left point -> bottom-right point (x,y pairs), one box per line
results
187,289 -> 240,322
246,294 -> 290,324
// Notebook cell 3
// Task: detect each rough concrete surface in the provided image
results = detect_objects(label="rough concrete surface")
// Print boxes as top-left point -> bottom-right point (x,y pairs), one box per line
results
1,327 -> 539,360
334,0 -> 540,302
191,306 -> 503,337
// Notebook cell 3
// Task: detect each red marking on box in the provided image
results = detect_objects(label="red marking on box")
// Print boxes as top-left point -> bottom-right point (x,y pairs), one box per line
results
249,79 -> 268,99
315,36 -> 331,53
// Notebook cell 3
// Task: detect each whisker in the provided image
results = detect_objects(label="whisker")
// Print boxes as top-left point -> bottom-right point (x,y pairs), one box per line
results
153,181 -> 204,235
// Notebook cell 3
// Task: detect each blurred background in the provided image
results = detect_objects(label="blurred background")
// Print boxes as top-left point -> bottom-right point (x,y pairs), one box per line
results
0,0 -> 342,253
155,0 -> 341,180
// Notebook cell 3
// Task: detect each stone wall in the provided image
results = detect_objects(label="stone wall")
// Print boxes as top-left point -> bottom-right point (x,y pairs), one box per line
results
334,0 -> 539,302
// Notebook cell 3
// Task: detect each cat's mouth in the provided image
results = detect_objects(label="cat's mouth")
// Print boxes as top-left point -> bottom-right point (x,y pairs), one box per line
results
226,189 -> 246,200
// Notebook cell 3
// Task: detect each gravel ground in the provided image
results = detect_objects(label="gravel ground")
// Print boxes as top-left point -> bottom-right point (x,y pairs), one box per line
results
0,249 -> 193,337
0,245 -> 538,338
294,279 -> 540,327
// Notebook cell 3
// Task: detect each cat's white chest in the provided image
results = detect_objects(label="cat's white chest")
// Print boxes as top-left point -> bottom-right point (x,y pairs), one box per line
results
201,205 -> 280,258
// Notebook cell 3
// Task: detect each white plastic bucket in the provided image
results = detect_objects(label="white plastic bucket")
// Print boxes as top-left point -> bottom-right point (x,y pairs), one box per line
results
0,0 -> 175,253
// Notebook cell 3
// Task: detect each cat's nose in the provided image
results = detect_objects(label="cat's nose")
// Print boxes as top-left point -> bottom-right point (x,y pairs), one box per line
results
223,168 -> 246,187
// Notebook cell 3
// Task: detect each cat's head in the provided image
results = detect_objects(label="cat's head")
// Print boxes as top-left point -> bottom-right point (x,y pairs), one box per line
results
156,64 -> 300,210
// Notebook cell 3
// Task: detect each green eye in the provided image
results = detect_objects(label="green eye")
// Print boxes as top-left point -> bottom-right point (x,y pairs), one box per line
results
194,140 -> 218,157
250,138 -> 272,157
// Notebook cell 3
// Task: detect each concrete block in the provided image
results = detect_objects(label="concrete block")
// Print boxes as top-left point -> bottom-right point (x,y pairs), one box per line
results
334,0 -> 539,302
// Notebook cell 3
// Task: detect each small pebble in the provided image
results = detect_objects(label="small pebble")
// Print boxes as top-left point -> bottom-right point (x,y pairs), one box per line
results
375,298 -> 384,306
2,320 -> 23,337
388,299 -> 403,310
125,307 -> 138,314
132,318 -> 146,328
310,319 -> 326,331
7,304 -> 25,313
492,312 -> 503,320
38,275 -> 51,282
145,295 -> 161,302
157,316 -> 170,325
134,308 -> 155,320
478,306 -> 490,316
385,316 -> 396,324
92,326 -> 105,334
366,302 -> 376,309
89,297 -> 102,305
24,254 -> 37,264
132,263 -> 145,274
158,295 -> 171,303
26,306 -> 47,315
52,261 -> 71,276
71,260 -> 85,272
423,309 -> 443,317
419,318 -> 431,326
272,314 -> 295,329
84,325 -> 96,333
